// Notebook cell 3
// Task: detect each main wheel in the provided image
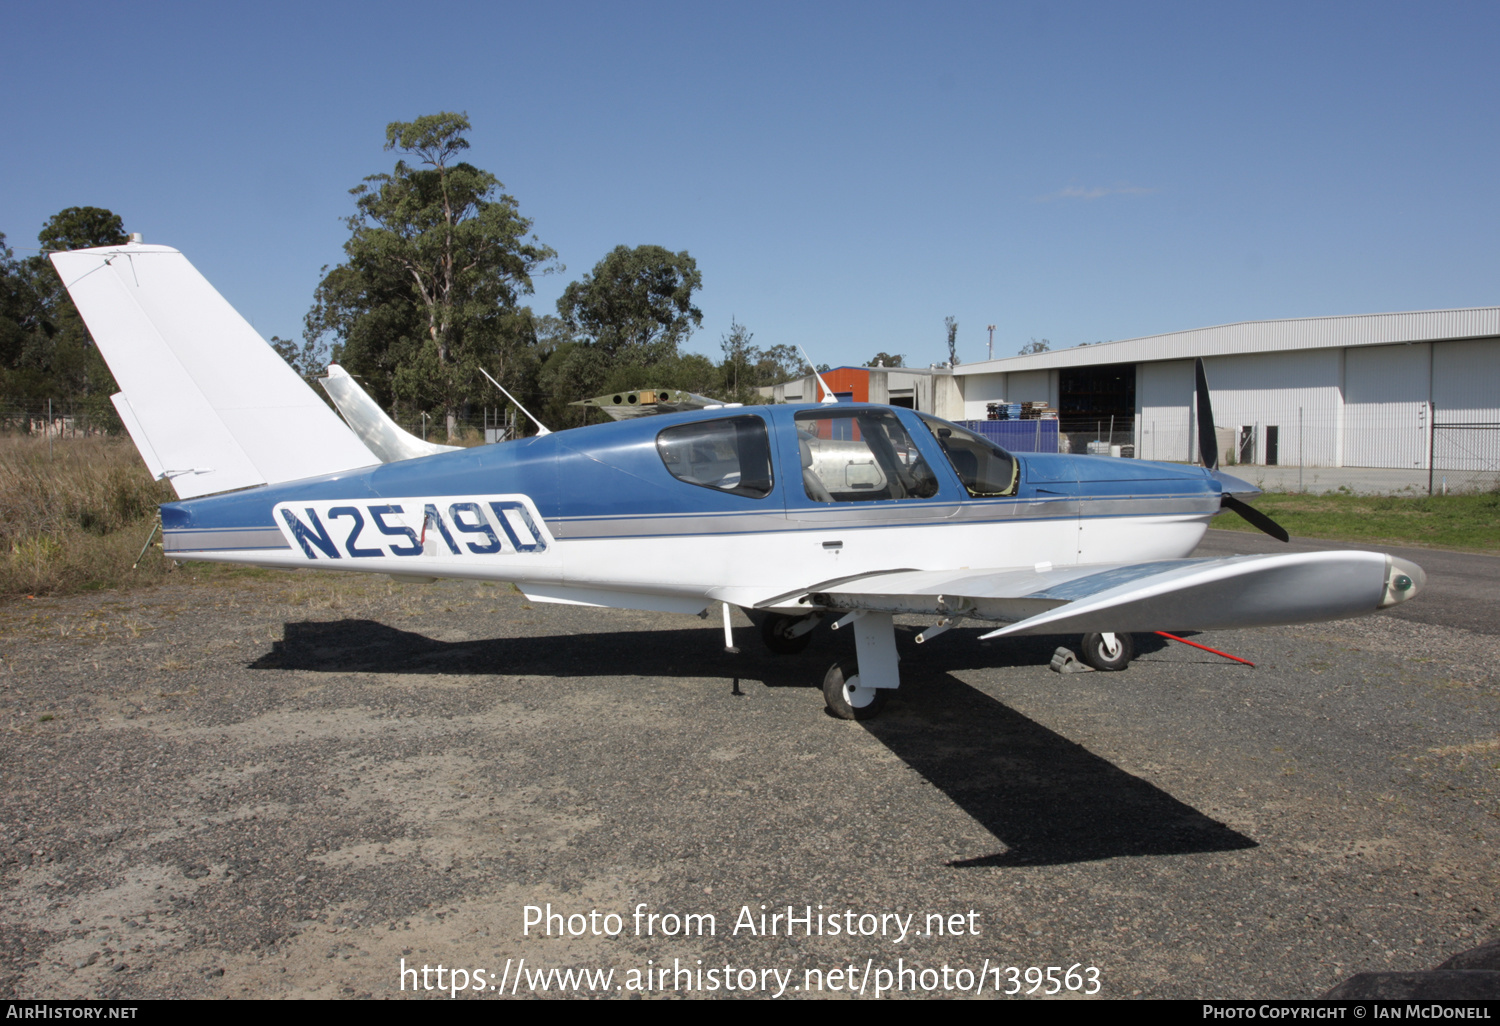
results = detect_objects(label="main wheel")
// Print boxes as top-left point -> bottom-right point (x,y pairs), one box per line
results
762,613 -> 816,655
1079,632 -> 1135,671
822,662 -> 887,720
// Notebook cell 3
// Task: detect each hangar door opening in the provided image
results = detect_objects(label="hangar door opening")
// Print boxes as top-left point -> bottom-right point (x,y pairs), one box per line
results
1059,363 -> 1136,454
1344,344 -> 1428,468
1432,338 -> 1500,475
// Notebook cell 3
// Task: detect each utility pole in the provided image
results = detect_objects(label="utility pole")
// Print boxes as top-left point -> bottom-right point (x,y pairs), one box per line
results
986,325 -> 995,361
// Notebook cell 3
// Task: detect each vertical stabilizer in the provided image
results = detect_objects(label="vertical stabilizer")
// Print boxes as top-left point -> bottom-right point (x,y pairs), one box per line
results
50,243 -> 379,498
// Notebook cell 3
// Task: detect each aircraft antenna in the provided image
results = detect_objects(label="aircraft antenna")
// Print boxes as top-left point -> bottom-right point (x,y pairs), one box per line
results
797,345 -> 840,404
478,367 -> 551,436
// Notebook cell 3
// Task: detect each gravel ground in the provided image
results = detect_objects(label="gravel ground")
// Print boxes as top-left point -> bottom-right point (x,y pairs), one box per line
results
1,542 -> 1496,1000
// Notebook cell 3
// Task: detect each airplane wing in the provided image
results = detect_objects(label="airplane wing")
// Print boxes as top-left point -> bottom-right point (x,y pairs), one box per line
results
751,551 -> 1425,637
571,389 -> 728,420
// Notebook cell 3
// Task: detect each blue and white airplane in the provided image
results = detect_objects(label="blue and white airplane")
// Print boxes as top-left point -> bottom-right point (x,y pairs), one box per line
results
52,242 -> 1425,719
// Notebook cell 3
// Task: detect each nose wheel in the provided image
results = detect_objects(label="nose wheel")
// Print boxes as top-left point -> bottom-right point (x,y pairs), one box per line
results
1079,631 -> 1135,671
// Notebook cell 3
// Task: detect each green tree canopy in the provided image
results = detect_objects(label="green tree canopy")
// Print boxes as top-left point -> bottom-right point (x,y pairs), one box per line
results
0,208 -> 128,414
557,245 -> 702,364
718,319 -> 800,402
37,207 -> 127,254
0,233 -> 28,382
305,112 -> 554,440
270,335 -> 330,390
868,351 -> 905,368
536,245 -> 704,425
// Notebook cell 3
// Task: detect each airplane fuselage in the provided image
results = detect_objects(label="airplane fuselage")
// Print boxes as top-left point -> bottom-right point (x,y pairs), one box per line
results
159,404 -> 1223,617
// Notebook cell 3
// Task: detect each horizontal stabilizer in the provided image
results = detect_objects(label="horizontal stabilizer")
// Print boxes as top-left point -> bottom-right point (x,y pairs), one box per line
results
320,364 -> 461,463
50,243 -> 379,498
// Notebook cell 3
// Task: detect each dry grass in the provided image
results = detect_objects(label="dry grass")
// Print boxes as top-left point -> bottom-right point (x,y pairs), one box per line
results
0,434 -> 175,598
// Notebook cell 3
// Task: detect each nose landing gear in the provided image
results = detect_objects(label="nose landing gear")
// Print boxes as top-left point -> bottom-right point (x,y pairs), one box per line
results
1078,631 -> 1135,671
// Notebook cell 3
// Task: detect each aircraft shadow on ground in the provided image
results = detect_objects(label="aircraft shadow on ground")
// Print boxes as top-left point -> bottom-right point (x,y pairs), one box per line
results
253,620 -> 1255,867
858,668 -> 1258,867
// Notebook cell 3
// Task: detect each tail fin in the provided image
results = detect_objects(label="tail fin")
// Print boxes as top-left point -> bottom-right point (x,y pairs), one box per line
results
50,243 -> 378,498
319,363 -> 461,462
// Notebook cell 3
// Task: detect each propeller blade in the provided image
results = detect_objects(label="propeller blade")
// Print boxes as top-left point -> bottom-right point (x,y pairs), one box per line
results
1195,357 -> 1218,471
1223,493 -> 1290,543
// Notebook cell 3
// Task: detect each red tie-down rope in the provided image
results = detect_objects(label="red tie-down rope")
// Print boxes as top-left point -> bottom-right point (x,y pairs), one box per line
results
1153,631 -> 1255,667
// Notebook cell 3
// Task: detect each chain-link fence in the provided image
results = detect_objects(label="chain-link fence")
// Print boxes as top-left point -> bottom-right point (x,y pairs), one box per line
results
1058,418 -> 1136,458
1429,420 -> 1500,494
389,406 -> 536,446
981,406 -> 1500,495
0,401 -> 118,439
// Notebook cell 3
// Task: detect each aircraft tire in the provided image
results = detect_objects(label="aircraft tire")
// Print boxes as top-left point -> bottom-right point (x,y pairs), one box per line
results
762,613 -> 815,655
822,662 -> 887,720
1079,632 -> 1135,671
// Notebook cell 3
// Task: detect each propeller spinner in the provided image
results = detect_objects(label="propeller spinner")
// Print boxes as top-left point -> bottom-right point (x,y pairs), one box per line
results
1195,357 -> 1290,543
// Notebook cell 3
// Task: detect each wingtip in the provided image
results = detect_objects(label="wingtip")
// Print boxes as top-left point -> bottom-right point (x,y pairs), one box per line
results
1379,556 -> 1425,608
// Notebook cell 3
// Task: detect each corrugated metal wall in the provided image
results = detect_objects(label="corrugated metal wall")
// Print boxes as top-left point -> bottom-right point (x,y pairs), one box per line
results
956,308 -> 1500,374
963,337 -> 1498,470
1433,339 -> 1500,472
1204,350 -> 1345,468
1434,339 -> 1500,417
1010,369 -> 1052,406
961,369 -> 1054,421
1137,360 -> 1195,462
1344,344 -> 1429,468
960,372 -> 1008,420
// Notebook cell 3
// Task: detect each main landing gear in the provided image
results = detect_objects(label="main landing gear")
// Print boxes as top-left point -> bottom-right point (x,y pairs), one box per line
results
782,609 -> 1137,720
820,611 -> 900,720
761,612 -> 821,655
822,662 -> 886,720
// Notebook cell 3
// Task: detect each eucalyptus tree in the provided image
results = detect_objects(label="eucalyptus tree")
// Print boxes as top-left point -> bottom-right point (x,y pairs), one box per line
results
306,113 -> 554,440
557,245 -> 702,365
0,207 -> 128,412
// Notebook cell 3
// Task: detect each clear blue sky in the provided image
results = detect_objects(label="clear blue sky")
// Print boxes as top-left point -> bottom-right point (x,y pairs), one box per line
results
4,1 -> 1497,370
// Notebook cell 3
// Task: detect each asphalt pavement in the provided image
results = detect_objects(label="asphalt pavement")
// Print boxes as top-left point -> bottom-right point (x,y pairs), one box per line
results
0,547 -> 1495,1000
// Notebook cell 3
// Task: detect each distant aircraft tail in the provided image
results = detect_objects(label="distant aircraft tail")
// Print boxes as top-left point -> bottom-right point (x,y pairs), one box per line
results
319,363 -> 461,463
50,243 -> 379,499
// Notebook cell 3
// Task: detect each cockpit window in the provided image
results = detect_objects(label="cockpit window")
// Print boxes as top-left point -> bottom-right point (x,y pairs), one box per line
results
794,409 -> 940,502
656,416 -> 774,499
918,414 -> 1019,497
